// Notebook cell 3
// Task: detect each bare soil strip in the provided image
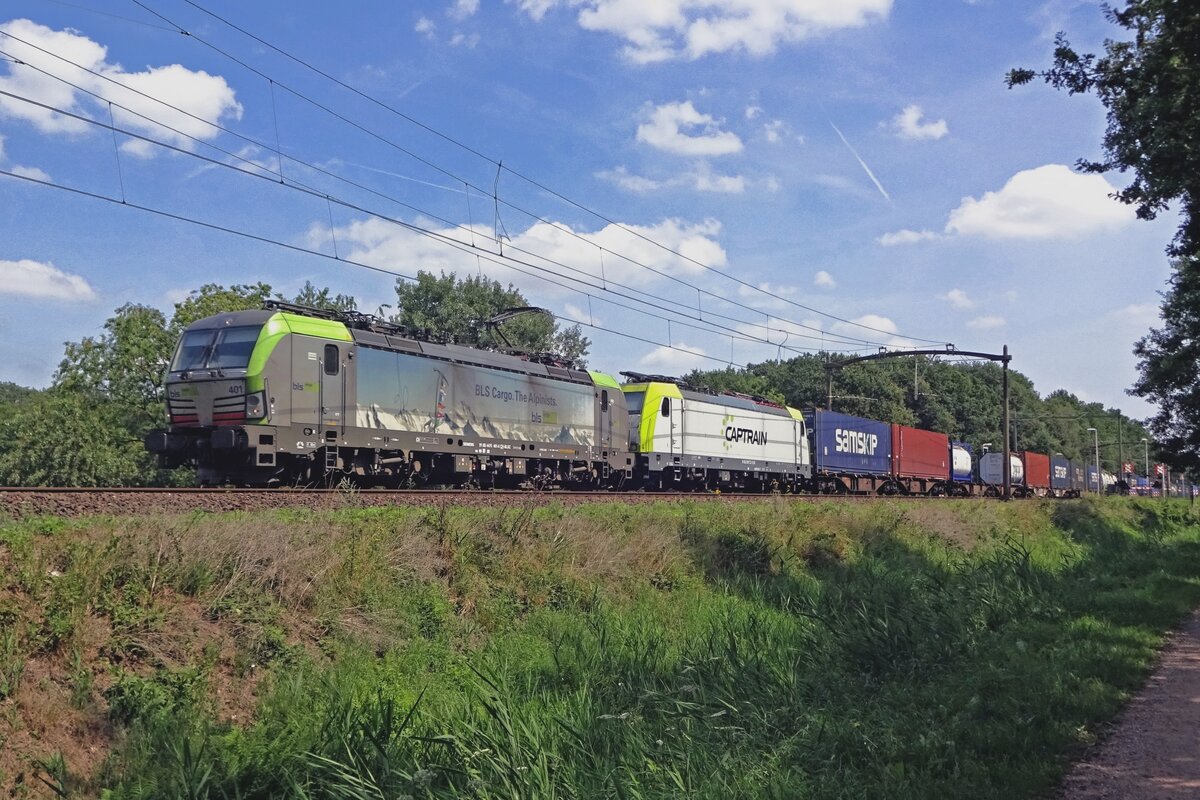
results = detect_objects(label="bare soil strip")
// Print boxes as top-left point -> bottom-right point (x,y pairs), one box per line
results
1060,609 -> 1200,799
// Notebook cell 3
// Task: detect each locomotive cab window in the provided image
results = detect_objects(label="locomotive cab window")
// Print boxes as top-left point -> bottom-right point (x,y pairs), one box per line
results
323,344 -> 340,375
601,390 -> 609,412
624,391 -> 644,414
170,325 -> 262,372
661,398 -> 670,417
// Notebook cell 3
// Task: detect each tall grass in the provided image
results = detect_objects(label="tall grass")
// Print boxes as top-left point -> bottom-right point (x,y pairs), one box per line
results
2,498 -> 1198,798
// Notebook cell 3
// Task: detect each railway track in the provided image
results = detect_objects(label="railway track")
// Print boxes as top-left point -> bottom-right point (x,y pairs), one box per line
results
0,486 -> 978,519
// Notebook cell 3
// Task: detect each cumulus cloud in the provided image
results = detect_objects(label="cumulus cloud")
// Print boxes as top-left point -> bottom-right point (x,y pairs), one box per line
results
415,16 -> 436,36
637,101 -> 742,156
0,19 -> 242,157
450,32 -> 481,47
944,288 -> 974,309
763,119 -> 786,143
877,228 -> 939,246
814,270 -> 836,289
513,0 -> 893,63
744,104 -> 762,120
639,341 -> 709,372
830,313 -> 915,349
310,214 -> 727,291
945,164 -> 1133,239
892,104 -> 947,141
0,258 -> 96,301
690,162 -> 745,193
966,315 -> 1005,330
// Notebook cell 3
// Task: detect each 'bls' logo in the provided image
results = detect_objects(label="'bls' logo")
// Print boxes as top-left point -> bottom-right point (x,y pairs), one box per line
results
834,428 -> 878,455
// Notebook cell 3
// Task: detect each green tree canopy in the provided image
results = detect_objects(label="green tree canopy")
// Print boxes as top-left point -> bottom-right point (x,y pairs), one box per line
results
393,272 -> 590,364
1008,1 -> 1200,472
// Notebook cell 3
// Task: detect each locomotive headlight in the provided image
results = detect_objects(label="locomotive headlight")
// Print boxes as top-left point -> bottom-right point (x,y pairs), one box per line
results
245,390 -> 267,420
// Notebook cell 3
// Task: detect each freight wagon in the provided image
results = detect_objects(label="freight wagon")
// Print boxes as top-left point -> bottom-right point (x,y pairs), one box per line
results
1020,451 -> 1051,497
805,410 -> 892,494
890,424 -> 951,495
979,453 -> 1025,496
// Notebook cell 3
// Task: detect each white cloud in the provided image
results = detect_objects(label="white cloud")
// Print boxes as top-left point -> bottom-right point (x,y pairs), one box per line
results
763,119 -> 786,143
892,104 -> 947,141
945,164 -> 1133,239
736,281 -> 799,311
877,228 -> 939,246
596,162 -> 745,194
0,258 -> 96,301
450,32 -> 481,47
814,270 -> 836,289
829,314 -> 916,349
636,101 -> 742,156
311,215 -> 727,292
1109,302 -> 1159,327
744,105 -> 762,120
415,16 -> 436,36
0,19 -> 242,156
449,0 -> 480,19
595,166 -> 663,192
639,341 -> 709,372
562,301 -> 600,326
0,132 -> 50,179
966,315 -> 1005,330
690,162 -> 744,193
10,164 -> 50,181
944,288 -> 974,309
515,0 -> 893,63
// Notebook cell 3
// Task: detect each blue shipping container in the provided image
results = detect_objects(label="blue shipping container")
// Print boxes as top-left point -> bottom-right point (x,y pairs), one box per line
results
806,410 -> 893,475
1050,456 -> 1071,491
950,441 -> 974,482
1086,465 -> 1100,492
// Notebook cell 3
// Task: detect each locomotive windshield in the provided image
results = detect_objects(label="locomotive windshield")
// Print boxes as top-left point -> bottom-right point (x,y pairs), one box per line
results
170,325 -> 262,371
624,391 -> 645,414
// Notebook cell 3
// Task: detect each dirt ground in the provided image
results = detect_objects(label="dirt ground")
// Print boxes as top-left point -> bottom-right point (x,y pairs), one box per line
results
1059,610 -> 1200,799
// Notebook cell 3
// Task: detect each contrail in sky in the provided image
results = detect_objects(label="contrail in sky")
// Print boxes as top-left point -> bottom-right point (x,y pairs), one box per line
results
829,122 -> 892,203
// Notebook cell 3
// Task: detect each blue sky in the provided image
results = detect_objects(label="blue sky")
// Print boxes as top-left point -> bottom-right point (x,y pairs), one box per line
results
0,0 -> 1177,419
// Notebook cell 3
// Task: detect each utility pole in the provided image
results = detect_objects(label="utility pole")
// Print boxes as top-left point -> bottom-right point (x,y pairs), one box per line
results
826,352 -> 833,411
1117,411 -> 1124,479
1002,344 -> 1011,501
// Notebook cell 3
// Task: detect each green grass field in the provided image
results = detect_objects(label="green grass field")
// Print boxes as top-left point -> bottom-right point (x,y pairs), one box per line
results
2,496 -> 1199,798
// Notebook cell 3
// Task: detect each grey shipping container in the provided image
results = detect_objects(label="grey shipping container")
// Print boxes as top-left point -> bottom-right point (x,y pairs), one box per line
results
806,410 -> 892,475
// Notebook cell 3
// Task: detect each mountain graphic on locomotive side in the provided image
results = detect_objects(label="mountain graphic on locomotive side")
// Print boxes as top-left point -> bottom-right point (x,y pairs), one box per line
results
145,302 -> 1108,496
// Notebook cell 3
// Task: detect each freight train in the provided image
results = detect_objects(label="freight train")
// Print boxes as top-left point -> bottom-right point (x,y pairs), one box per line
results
144,302 -> 1114,496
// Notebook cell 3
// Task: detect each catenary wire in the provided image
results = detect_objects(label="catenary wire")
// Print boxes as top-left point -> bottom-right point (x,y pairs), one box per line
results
124,0 -> 951,347
0,165 -> 783,369
0,81 -> 873,359
0,35 -> 885,352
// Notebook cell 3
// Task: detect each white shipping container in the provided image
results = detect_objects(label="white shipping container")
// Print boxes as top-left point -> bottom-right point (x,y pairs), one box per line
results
980,453 -> 1024,485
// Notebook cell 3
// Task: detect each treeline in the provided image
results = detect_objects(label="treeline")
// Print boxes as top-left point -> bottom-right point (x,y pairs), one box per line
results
0,274 -> 587,487
0,271 -> 1161,486
687,355 -> 1156,473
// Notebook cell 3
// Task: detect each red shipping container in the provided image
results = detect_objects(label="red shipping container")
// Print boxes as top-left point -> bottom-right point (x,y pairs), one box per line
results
1021,451 -> 1051,490
891,424 -> 950,480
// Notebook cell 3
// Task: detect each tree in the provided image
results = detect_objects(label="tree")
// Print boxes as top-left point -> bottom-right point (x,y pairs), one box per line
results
1008,2 -> 1200,470
291,280 -> 357,312
393,272 -> 590,364
0,390 -> 156,486
7,281 -> 357,486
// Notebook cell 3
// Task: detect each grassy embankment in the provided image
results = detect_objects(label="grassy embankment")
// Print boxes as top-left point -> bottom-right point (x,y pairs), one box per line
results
1,496 -> 1199,798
